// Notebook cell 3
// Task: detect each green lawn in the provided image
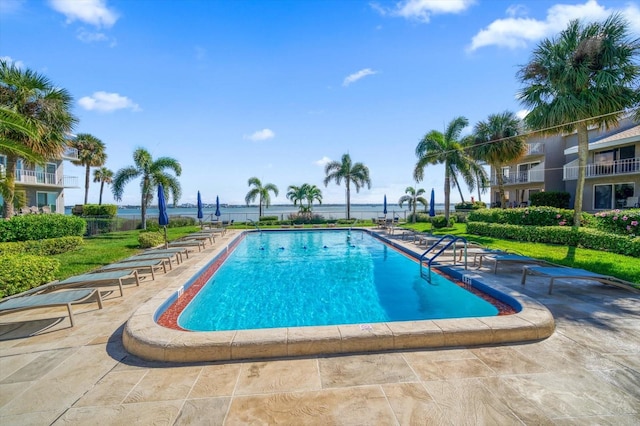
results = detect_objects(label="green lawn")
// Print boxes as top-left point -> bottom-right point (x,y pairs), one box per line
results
52,223 -> 640,288
402,223 -> 640,286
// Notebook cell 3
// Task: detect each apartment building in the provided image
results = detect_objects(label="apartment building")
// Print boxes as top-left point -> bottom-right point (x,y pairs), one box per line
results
0,147 -> 79,213
490,117 -> 640,211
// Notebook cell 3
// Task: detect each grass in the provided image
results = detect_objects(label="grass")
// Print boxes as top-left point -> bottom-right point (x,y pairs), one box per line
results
402,222 -> 640,286
50,222 -> 640,288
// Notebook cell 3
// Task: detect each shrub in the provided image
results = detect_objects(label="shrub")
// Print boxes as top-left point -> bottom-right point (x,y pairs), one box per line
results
592,209 -> 640,237
287,213 -> 325,224
468,206 -> 575,227
81,204 -> 118,217
530,191 -> 571,208
0,254 -> 60,298
431,215 -> 455,229
0,236 -> 83,256
259,216 -> 278,222
466,222 -> 640,257
455,201 -> 486,210
138,231 -> 165,248
0,214 -> 86,242
407,212 -> 431,223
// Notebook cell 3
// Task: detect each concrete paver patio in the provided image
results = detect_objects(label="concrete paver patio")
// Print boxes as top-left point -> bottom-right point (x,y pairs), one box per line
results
1,229 -> 639,425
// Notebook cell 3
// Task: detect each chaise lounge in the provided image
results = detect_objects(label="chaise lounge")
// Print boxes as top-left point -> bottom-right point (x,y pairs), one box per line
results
0,288 -> 103,327
43,270 -> 140,297
98,259 -> 168,280
521,265 -> 638,294
476,253 -> 548,273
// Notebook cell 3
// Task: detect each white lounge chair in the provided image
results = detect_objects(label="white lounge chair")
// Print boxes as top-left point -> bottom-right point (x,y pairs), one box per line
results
477,253 -> 548,273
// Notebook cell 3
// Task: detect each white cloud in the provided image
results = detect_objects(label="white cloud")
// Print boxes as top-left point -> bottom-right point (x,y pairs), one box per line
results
372,0 -> 475,23
314,156 -> 331,167
244,128 -> 275,142
516,109 -> 529,120
78,91 -> 141,112
76,28 -> 116,46
0,56 -> 25,69
343,68 -> 377,87
468,0 -> 640,51
48,0 -> 119,28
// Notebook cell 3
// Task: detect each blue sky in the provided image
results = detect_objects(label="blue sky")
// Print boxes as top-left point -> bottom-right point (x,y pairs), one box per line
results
2,0 -> 639,207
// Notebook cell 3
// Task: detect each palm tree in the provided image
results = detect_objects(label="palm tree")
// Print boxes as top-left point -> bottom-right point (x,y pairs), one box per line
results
304,184 -> 323,211
286,184 -> 307,213
323,153 -> 371,220
413,117 -> 484,223
517,13 -> 640,226
398,186 -> 427,223
69,133 -> 107,205
112,148 -> 182,229
0,59 -> 77,218
471,111 -> 526,209
93,166 -> 113,205
245,177 -> 279,218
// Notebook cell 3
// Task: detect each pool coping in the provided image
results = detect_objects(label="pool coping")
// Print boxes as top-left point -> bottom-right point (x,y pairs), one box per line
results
123,229 -> 555,363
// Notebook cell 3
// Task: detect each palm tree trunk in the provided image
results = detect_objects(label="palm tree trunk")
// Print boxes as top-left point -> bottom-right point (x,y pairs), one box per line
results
84,165 -> 90,205
574,122 -> 589,228
497,168 -> 507,209
345,178 -> 351,220
140,191 -> 147,230
444,166 -> 451,223
99,182 -> 104,205
475,171 -> 482,202
2,155 -> 18,218
259,194 -> 263,218
412,196 -> 417,223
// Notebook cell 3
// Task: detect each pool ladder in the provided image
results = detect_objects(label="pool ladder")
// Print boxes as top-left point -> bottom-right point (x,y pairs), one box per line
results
248,219 -> 262,234
419,235 -> 468,283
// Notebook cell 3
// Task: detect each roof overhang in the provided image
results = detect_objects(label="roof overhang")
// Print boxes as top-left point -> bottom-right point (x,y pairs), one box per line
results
564,124 -> 640,155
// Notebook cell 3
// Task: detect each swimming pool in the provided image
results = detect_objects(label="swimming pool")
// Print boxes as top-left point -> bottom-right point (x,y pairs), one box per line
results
178,230 -> 498,331
123,228 -> 555,363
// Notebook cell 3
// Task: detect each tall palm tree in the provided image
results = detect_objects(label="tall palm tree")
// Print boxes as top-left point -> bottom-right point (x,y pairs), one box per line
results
286,184 -> 307,213
517,13 -> 640,226
245,177 -> 279,218
323,153 -> 371,220
471,111 -> 526,209
304,184 -> 323,211
0,59 -> 77,218
69,133 -> 107,205
93,166 -> 113,205
398,186 -> 427,223
112,148 -> 182,229
413,117 -> 484,223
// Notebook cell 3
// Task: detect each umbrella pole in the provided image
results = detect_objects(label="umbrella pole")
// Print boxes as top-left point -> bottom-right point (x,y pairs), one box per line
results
163,226 -> 168,249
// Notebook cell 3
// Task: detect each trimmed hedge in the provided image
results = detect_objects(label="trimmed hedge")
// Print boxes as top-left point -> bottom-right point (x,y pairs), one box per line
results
593,209 -> 640,237
0,236 -> 83,256
466,222 -> 640,257
530,191 -> 571,208
0,254 -> 60,298
468,206 -> 576,227
138,231 -> 165,248
0,214 -> 86,242
82,204 -> 117,217
455,201 -> 486,210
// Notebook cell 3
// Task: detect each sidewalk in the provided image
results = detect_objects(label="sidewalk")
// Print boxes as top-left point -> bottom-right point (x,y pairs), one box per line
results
1,229 -> 638,425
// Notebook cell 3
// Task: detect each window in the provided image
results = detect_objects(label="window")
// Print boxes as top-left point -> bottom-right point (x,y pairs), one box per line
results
517,162 -> 540,183
594,183 -> 635,210
36,191 -> 58,212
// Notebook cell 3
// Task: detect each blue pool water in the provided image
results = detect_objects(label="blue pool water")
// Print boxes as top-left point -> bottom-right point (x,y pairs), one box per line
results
178,230 -> 499,331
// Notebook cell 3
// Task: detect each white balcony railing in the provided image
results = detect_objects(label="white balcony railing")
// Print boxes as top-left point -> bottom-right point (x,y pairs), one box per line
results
491,164 -> 545,185
14,169 -> 79,188
563,157 -> 640,180
525,142 -> 545,156
62,147 -> 78,160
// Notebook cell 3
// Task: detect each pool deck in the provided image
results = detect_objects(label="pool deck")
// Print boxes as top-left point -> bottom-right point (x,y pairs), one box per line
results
1,228 -> 639,424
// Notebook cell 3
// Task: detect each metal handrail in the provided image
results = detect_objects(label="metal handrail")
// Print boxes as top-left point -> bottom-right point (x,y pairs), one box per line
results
419,235 -> 468,283
248,219 -> 261,233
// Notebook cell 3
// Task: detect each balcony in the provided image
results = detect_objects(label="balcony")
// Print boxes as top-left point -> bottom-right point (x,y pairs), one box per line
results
525,142 -> 545,156
14,169 -> 79,188
62,147 -> 78,160
491,165 -> 545,186
563,157 -> 640,180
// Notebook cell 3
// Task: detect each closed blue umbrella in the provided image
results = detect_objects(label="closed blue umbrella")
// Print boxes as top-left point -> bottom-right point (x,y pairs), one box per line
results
429,189 -> 436,217
215,195 -> 221,218
197,191 -> 203,227
383,194 -> 387,216
158,184 -> 169,248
